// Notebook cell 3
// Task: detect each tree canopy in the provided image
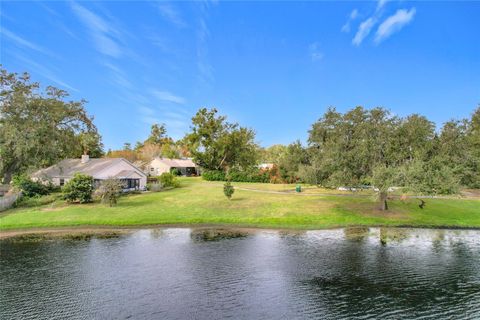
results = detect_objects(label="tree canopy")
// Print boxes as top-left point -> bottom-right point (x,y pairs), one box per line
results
299,106 -> 478,210
0,68 -> 102,183
185,108 -> 258,171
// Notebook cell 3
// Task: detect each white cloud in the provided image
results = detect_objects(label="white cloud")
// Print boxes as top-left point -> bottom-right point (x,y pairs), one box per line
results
376,0 -> 388,12
151,89 -> 186,105
341,9 -> 359,33
1,28 -> 53,56
308,42 -> 324,61
70,2 -> 122,57
157,4 -> 186,28
352,17 -> 376,46
375,8 -> 416,43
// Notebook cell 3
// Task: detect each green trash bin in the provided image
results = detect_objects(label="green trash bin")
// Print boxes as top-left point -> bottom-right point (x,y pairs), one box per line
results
296,185 -> 302,193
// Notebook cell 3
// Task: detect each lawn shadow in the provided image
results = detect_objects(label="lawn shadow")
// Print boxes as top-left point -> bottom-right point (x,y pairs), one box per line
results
230,197 -> 245,201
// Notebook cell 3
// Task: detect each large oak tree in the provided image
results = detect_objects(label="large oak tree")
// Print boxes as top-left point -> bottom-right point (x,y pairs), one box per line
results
0,68 -> 102,183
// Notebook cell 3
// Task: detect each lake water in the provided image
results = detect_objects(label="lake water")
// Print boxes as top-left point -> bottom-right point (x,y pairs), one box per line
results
1,228 -> 480,319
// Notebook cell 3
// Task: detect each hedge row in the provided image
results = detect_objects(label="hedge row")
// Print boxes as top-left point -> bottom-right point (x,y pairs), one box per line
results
202,169 -> 270,183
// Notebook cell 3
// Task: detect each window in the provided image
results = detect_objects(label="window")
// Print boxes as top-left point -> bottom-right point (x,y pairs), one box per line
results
59,179 -> 64,186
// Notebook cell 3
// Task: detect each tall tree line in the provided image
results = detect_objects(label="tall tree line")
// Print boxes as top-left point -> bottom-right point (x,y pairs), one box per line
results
299,106 -> 480,209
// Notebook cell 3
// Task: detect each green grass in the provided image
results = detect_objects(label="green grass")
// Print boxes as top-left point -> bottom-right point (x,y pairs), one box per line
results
1,178 -> 479,231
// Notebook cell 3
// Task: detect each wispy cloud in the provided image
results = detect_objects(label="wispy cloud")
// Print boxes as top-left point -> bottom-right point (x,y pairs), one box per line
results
151,89 -> 186,105
137,105 -> 189,139
196,2 -> 215,87
102,62 -> 132,89
352,17 -> 376,46
308,42 -> 324,61
375,8 -> 416,44
376,0 -> 388,12
156,3 -> 186,28
1,28 -> 53,56
341,9 -> 358,33
14,53 -> 78,92
70,2 -> 123,58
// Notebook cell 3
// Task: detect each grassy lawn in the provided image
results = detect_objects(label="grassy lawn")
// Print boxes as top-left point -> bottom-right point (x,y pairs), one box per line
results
1,178 -> 479,230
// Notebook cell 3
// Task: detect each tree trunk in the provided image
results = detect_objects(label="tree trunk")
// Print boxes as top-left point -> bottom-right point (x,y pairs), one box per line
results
379,191 -> 388,211
2,171 -> 13,185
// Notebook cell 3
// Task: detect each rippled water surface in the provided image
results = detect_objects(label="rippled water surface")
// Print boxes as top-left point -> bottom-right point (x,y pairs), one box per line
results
1,228 -> 480,319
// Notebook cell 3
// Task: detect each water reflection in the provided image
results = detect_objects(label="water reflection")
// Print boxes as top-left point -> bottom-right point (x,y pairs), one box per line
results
1,228 -> 479,319
378,227 -> 412,245
190,228 -> 249,242
344,227 -> 370,241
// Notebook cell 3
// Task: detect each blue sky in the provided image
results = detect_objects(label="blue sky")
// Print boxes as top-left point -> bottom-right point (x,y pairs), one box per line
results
1,1 -> 479,150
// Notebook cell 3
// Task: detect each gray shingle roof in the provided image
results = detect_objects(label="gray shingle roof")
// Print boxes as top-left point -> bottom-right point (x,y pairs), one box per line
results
32,158 -> 125,179
113,170 -> 143,179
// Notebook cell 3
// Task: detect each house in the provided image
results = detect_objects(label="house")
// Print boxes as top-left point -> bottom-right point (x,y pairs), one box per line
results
258,163 -> 275,170
148,157 -> 198,176
31,155 -> 147,191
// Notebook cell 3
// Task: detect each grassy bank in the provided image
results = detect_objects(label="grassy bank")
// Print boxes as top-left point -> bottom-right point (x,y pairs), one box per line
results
1,178 -> 479,231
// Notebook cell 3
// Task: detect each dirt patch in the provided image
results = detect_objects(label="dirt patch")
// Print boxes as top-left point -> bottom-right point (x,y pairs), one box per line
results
461,189 -> 480,199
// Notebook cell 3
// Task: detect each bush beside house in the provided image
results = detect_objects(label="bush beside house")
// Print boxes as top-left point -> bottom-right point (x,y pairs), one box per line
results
159,172 -> 179,188
62,173 -> 94,203
12,174 -> 51,197
96,178 -> 123,207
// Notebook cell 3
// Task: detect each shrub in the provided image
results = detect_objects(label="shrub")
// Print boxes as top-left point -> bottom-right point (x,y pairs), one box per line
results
170,168 -> 182,176
147,183 -> 163,192
62,173 -> 94,203
202,168 -> 271,183
223,181 -> 235,199
14,193 -> 61,208
158,172 -> 179,188
227,168 -> 270,183
12,174 -> 50,197
202,170 -> 226,181
96,178 -> 123,207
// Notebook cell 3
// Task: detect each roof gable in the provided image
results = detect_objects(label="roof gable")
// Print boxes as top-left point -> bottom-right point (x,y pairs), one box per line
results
32,158 -> 146,179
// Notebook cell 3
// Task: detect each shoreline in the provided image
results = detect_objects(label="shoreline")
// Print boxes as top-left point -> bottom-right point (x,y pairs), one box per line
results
2,223 -> 480,240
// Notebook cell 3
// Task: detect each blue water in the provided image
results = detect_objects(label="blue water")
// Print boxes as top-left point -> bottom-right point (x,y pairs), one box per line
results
1,228 -> 479,319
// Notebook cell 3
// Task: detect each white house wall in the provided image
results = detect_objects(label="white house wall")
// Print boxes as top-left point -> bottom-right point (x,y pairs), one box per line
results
149,159 -> 171,176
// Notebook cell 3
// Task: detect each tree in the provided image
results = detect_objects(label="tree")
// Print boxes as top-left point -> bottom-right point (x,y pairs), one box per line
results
105,149 -> 138,162
223,181 -> 235,199
277,141 -> 309,183
96,178 -> 123,207
185,108 -> 259,171
372,165 -> 398,211
78,132 -> 104,158
146,123 -> 168,145
304,107 -> 403,210
467,106 -> 480,187
400,158 -> 459,196
0,68 -> 101,183
433,107 -> 480,188
123,142 -> 132,151
62,173 -> 94,203
261,144 -> 288,163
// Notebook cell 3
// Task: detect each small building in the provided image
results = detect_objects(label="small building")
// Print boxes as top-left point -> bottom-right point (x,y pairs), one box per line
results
148,157 -> 198,176
31,155 -> 147,191
258,163 -> 275,170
